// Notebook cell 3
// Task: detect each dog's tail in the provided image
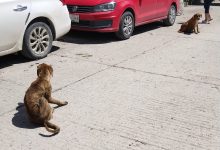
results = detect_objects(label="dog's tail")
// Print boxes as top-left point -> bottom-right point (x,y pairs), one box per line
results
44,121 -> 60,134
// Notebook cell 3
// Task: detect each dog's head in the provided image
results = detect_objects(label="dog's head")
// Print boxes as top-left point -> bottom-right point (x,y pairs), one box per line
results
194,13 -> 202,20
37,63 -> 53,79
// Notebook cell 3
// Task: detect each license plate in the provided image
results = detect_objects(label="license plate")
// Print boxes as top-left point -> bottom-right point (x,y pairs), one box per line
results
70,14 -> 79,23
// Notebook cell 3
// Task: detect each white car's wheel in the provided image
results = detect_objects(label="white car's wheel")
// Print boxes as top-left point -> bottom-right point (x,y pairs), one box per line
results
22,22 -> 53,59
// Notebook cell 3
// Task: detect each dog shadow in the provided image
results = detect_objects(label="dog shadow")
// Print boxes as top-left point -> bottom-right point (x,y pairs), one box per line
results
177,22 -> 184,25
12,102 -> 60,137
181,32 -> 192,35
178,32 -> 193,35
12,102 -> 40,129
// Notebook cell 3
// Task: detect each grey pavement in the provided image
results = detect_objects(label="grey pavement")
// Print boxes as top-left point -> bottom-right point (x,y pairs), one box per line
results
0,6 -> 220,150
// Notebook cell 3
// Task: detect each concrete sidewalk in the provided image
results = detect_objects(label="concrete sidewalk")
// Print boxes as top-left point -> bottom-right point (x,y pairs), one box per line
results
0,6 -> 220,150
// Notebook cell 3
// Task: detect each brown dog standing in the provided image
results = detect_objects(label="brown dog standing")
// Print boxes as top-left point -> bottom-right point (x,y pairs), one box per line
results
24,63 -> 68,134
178,13 -> 202,34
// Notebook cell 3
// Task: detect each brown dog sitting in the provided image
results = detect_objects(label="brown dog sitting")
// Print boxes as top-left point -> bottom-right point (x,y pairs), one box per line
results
178,13 -> 202,34
24,63 -> 68,134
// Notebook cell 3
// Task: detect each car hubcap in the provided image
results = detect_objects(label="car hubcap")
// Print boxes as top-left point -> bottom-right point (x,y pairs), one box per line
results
169,7 -> 176,24
29,27 -> 49,54
123,16 -> 133,36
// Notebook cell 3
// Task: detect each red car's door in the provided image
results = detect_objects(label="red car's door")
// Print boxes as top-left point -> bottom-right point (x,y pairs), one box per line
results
156,0 -> 170,18
138,0 -> 157,23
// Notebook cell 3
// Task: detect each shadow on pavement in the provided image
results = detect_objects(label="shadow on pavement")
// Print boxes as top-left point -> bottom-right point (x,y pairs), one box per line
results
0,46 -> 60,69
133,21 -> 163,35
58,30 -> 117,44
0,53 -> 30,69
39,132 -> 58,137
12,102 -> 40,129
177,22 -> 184,24
59,22 -> 163,44
12,102 -> 63,137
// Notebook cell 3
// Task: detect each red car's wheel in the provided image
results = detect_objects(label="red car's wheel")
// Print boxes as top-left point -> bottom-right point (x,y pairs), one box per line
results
115,11 -> 134,40
163,5 -> 176,26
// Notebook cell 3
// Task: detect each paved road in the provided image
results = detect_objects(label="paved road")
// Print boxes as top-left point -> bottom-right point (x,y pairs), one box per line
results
0,6 -> 220,150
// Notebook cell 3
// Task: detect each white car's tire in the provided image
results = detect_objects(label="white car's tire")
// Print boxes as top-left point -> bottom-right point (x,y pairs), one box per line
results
22,22 -> 53,60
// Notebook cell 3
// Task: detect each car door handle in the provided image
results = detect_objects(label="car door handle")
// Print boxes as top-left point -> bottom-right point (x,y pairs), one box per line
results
13,5 -> 27,11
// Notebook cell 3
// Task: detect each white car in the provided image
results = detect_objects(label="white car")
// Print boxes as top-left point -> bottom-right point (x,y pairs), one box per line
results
0,0 -> 71,59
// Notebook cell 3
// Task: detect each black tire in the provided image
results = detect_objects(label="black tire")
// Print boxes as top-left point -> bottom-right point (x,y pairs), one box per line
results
163,5 -> 176,26
22,22 -> 53,60
115,11 -> 134,40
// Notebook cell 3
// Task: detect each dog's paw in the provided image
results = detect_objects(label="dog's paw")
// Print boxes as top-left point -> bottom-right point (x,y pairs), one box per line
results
62,101 -> 68,106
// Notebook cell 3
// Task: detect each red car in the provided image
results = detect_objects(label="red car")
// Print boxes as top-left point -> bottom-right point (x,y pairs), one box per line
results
64,0 -> 180,40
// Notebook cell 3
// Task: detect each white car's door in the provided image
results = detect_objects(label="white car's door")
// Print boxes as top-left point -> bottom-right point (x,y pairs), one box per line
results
0,0 -> 30,51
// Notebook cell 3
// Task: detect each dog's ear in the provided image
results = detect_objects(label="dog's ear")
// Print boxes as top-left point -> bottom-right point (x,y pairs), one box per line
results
193,14 -> 197,19
37,64 -> 42,77
48,65 -> 53,77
